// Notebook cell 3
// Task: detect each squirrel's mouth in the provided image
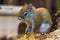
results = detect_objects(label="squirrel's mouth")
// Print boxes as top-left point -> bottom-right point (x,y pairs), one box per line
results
18,17 -> 22,20
18,17 -> 30,21
18,16 -> 26,20
18,17 -> 24,20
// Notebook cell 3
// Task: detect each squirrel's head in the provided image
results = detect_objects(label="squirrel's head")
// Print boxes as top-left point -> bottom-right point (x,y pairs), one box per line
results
18,3 -> 35,20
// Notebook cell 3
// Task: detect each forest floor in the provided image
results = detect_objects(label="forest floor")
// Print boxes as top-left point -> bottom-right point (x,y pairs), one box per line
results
13,29 -> 60,40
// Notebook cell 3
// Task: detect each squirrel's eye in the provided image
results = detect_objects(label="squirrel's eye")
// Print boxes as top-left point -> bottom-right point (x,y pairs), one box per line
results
24,12 -> 27,16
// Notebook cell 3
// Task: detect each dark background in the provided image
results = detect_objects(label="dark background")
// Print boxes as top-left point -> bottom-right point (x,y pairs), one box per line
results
0,0 -> 58,14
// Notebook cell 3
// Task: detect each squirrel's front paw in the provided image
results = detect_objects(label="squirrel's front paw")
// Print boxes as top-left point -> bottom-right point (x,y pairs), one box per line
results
25,27 -> 32,34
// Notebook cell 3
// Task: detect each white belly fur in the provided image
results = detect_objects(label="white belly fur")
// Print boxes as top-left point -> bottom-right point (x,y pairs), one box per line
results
39,23 -> 50,34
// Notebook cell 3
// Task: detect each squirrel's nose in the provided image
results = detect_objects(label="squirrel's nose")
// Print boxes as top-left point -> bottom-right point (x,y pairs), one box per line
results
18,16 -> 25,20
18,17 -> 22,20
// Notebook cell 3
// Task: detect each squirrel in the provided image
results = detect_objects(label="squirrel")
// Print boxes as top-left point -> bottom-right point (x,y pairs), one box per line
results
18,3 -> 52,35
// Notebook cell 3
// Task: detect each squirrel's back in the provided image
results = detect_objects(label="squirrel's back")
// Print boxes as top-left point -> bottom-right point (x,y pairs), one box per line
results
33,7 -> 52,33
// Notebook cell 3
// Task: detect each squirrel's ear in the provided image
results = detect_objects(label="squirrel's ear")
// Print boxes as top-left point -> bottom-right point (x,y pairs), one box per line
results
23,3 -> 28,6
29,3 -> 32,6
28,3 -> 33,9
29,3 -> 36,10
